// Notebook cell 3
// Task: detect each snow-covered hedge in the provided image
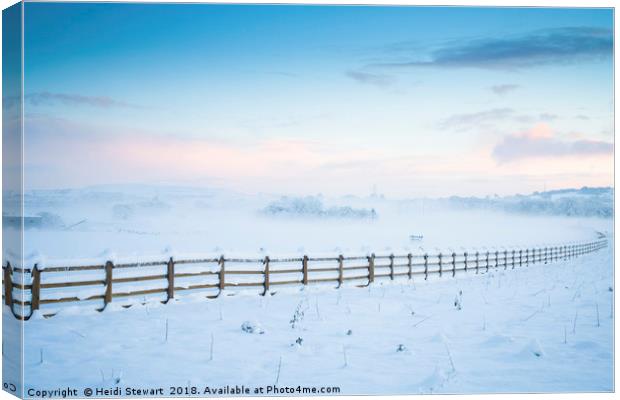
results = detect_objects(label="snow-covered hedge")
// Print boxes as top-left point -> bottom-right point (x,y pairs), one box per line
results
263,196 -> 377,219
441,187 -> 612,218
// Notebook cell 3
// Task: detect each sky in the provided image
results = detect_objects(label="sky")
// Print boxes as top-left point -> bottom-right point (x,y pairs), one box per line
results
18,3 -> 614,197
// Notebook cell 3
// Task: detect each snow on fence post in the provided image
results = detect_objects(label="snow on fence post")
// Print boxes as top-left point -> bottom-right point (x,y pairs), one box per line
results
263,256 -> 270,296
464,252 -> 468,272
104,261 -> 113,307
561,245 -> 564,259
407,253 -> 413,279
302,255 -> 309,286
438,253 -> 443,277
389,254 -> 395,280
451,252 -> 456,277
338,255 -> 344,287
475,252 -> 479,274
368,254 -> 375,284
423,254 -> 429,280
525,249 -> 529,266
218,256 -> 225,294
31,265 -> 41,312
166,257 -> 174,302
4,263 -> 12,307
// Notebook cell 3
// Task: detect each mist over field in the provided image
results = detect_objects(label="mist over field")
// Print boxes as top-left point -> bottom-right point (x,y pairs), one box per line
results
2,184 -> 611,264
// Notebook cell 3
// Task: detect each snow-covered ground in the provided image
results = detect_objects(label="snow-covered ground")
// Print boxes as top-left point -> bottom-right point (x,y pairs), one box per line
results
3,239 -> 613,395
1,185 -> 613,396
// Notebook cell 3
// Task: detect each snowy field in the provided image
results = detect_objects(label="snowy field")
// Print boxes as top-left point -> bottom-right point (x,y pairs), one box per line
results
3,240 -> 613,395
2,185 -> 614,396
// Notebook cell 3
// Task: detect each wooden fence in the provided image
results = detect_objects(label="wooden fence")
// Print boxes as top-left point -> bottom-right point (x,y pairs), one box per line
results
2,239 -> 608,320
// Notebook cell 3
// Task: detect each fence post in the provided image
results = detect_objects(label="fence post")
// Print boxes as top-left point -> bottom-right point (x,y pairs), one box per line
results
31,265 -> 41,312
495,251 -> 499,269
561,245 -> 564,259
218,256 -> 225,295
475,252 -> 479,274
518,250 -> 522,267
511,250 -> 516,269
451,252 -> 456,277
424,254 -> 429,280
407,253 -> 413,280
485,252 -> 490,272
438,253 -> 443,277
368,254 -> 375,284
4,263 -> 12,307
338,255 -> 344,287
525,249 -> 529,266
389,254 -> 394,280
104,261 -> 113,308
166,257 -> 174,302
302,255 -> 309,286
263,256 -> 270,296
504,250 -> 508,270
464,252 -> 468,272
544,247 -> 548,264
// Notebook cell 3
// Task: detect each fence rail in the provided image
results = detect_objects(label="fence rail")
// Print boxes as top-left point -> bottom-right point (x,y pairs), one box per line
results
2,239 -> 608,320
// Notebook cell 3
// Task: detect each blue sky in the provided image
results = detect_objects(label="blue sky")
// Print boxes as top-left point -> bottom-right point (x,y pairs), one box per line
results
21,3 -> 613,197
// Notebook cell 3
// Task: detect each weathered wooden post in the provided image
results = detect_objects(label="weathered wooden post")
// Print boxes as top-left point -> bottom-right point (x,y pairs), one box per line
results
464,252 -> 468,272
368,254 -> 375,284
263,256 -> 270,296
511,250 -> 516,269
495,251 -> 499,269
451,252 -> 456,277
475,252 -> 479,274
104,261 -> 113,307
166,257 -> 175,302
338,255 -> 344,287
218,256 -> 225,295
504,250 -> 508,270
485,251 -> 490,272
4,263 -> 12,307
438,253 -> 443,277
407,253 -> 413,280
389,254 -> 395,280
31,265 -> 41,312
525,248 -> 529,266
544,247 -> 548,264
423,254 -> 429,280
518,249 -> 522,267
302,255 -> 309,286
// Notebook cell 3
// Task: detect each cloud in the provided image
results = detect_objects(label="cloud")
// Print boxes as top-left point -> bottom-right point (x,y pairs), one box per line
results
24,92 -> 140,108
492,124 -> 613,163
345,70 -> 394,87
440,108 -> 558,131
440,108 -> 514,130
490,84 -> 520,95
373,27 -> 612,70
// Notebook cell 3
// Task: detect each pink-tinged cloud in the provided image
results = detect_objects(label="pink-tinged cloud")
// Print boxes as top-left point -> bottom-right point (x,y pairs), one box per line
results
492,124 -> 613,163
